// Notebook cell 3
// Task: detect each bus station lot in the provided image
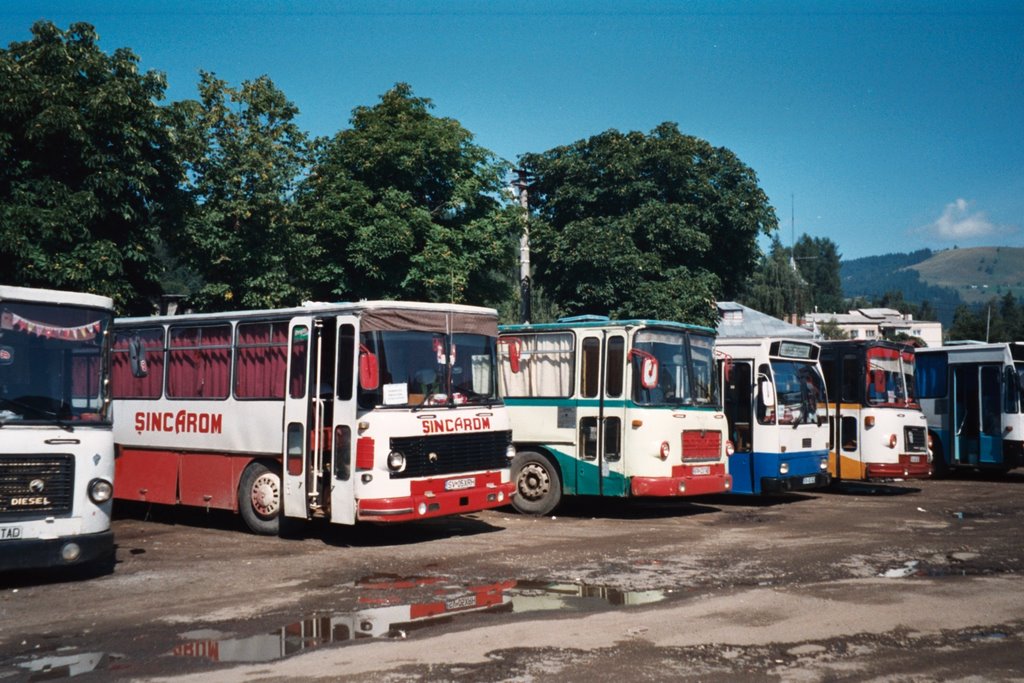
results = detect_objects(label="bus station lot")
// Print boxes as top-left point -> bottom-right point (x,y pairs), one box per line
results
2,473 -> 1024,682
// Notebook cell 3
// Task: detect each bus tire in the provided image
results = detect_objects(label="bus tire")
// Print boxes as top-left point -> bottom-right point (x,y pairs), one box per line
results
511,451 -> 562,516
929,432 -> 949,478
238,461 -> 281,536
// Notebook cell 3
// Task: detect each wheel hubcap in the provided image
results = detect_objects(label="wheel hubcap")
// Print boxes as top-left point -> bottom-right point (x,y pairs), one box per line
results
518,462 -> 550,501
251,473 -> 281,518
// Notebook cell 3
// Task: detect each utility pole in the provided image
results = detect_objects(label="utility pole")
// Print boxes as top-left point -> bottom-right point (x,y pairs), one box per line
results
513,168 -> 532,324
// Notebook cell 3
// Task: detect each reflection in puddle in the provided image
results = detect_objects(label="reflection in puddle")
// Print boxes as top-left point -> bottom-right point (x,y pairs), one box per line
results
170,575 -> 669,665
15,651 -> 106,681
4,575 -> 672,676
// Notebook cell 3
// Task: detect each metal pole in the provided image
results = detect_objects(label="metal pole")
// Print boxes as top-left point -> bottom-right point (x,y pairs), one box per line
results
514,169 -> 532,324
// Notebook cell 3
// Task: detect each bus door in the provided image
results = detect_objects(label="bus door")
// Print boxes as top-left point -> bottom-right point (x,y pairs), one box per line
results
979,364 -> 1003,465
283,317 -> 317,521
328,317 -> 358,525
576,333 -> 628,497
951,364 -> 980,466
723,360 -> 755,487
833,352 -> 863,479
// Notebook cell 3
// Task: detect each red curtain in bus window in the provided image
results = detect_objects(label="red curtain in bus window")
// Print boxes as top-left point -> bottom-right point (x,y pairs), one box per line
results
168,324 -> 231,399
111,328 -> 165,398
235,322 -> 288,399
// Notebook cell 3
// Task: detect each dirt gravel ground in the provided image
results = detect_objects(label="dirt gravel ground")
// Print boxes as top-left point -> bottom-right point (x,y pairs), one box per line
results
2,472 -> 1024,682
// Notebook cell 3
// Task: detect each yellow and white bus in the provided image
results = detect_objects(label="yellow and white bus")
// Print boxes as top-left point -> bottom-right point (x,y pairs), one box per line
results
818,340 -> 932,480
498,316 -> 732,515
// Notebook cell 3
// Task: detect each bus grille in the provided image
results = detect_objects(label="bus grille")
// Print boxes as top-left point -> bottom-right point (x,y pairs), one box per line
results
905,426 -> 928,453
389,431 -> 512,479
0,455 -> 75,518
681,430 -> 721,461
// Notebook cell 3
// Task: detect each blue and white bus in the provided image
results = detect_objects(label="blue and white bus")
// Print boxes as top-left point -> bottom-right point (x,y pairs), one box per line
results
916,342 -> 1024,474
716,337 -> 831,494
498,316 -> 732,515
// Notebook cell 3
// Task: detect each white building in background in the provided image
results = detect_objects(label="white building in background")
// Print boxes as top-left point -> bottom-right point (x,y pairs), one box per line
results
803,308 -> 943,348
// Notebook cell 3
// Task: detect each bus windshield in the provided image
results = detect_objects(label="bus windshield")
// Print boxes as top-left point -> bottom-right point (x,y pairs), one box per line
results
771,360 -> 825,425
632,330 -> 719,407
865,347 -> 917,408
359,330 -> 498,409
0,301 -> 111,424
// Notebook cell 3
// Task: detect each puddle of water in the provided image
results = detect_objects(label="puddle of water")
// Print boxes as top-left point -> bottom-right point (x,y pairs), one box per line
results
13,651 -> 107,681
166,576 -> 669,665
4,575 -> 672,676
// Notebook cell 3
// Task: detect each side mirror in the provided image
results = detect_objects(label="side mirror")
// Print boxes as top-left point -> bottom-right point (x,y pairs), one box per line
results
359,346 -> 379,390
874,370 -> 886,393
499,337 -> 522,373
629,349 -> 659,390
128,335 -> 149,378
760,379 -> 776,407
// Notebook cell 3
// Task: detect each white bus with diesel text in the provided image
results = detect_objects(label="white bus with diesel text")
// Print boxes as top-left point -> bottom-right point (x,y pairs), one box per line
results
111,301 -> 515,534
0,285 -> 116,572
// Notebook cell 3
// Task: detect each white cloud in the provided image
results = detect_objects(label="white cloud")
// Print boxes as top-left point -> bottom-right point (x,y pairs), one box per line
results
927,198 -> 999,241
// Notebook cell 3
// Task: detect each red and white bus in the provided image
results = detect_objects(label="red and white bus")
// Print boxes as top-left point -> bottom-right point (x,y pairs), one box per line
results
111,301 -> 515,534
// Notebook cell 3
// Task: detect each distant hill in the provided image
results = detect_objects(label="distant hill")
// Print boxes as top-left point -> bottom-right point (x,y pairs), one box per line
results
908,247 -> 1024,305
840,247 -> 1024,326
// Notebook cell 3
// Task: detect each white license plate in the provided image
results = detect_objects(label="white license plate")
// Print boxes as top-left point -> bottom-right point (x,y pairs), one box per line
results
691,466 -> 711,476
910,455 -> 921,463
444,477 -> 476,491
802,476 -> 817,485
0,526 -> 22,540
445,595 -> 477,610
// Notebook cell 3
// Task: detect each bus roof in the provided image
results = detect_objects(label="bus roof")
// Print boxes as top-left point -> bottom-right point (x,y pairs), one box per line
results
500,318 -> 716,335
116,300 -> 499,326
0,284 -> 114,311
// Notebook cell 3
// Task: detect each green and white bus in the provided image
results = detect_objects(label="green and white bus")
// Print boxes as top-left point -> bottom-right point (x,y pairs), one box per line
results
498,316 -> 732,515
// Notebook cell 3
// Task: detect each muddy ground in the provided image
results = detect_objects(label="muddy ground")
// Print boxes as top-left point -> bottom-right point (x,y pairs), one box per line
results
2,472 -> 1024,682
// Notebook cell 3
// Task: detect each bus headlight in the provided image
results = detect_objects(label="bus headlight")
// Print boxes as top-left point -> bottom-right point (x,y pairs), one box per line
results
819,458 -> 829,471
659,441 -> 670,460
506,444 -> 516,459
888,434 -> 898,449
725,440 -> 735,457
779,462 -> 790,475
387,450 -> 406,472
88,478 -> 113,504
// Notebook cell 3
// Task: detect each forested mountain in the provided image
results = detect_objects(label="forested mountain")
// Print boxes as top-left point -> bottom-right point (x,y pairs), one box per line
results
840,247 -> 1024,327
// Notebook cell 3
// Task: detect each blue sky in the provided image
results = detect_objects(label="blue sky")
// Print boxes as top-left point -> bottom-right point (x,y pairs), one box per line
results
3,0 -> 1022,260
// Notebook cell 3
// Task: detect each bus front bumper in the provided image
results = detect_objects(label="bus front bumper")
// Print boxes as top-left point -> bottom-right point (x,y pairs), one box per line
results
631,463 -> 732,497
760,472 -> 832,494
357,477 -> 516,522
866,454 -> 932,480
0,530 -> 114,572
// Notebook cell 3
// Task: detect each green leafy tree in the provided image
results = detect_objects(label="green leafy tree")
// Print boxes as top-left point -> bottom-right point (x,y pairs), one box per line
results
793,235 -> 844,312
169,72 -> 311,311
297,83 -> 517,306
519,123 -> 776,327
0,21 -> 186,313
948,304 -> 987,342
816,318 -> 849,340
739,238 -> 808,320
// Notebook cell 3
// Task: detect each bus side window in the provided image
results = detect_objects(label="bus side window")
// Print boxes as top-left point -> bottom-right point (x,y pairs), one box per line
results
841,355 -> 859,403
841,415 -> 858,451
581,337 -> 600,398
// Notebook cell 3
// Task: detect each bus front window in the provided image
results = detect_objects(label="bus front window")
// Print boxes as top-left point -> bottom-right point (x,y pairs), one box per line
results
358,330 -> 498,409
770,360 -> 825,425
866,346 -> 916,408
632,330 -> 719,407
0,302 -> 111,424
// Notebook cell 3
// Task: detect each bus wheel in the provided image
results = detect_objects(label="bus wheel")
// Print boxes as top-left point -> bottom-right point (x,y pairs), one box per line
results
239,461 -> 281,536
511,451 -> 561,516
